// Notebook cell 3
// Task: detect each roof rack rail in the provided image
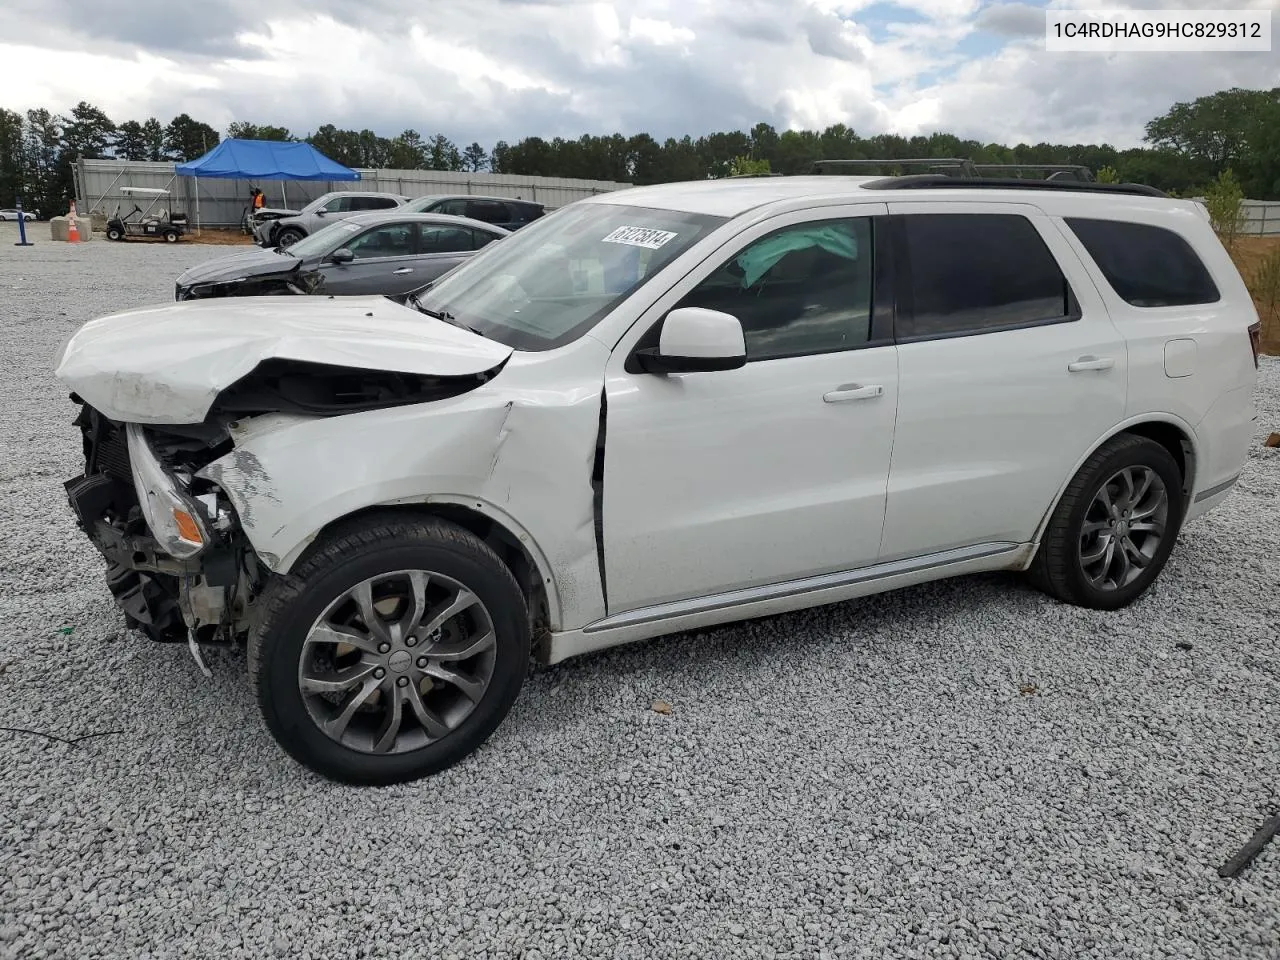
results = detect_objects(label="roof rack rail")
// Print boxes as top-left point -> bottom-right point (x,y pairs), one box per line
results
726,172 -> 786,179
812,159 -> 1105,183
860,174 -> 1166,198
972,163 -> 1095,182
812,158 -> 978,177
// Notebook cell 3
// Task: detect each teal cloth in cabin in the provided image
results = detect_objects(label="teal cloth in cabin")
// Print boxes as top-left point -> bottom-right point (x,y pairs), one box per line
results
735,223 -> 860,287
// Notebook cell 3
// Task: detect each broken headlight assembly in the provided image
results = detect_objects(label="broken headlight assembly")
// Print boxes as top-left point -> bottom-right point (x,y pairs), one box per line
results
125,423 -> 212,559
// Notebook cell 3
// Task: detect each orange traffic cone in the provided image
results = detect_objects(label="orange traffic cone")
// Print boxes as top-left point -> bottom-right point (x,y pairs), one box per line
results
67,201 -> 80,244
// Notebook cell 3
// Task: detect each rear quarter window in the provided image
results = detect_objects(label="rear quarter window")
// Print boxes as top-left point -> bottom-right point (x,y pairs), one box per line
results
1064,218 -> 1220,307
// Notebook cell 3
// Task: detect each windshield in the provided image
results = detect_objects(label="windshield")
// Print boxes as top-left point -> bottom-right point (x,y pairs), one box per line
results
283,218 -> 367,258
414,202 -> 726,350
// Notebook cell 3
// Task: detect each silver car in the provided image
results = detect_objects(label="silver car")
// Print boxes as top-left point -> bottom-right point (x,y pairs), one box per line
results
177,212 -> 509,301
252,191 -> 410,249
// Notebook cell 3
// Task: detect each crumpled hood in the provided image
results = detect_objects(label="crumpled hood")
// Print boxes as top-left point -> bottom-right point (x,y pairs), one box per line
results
54,296 -> 513,425
175,247 -> 303,287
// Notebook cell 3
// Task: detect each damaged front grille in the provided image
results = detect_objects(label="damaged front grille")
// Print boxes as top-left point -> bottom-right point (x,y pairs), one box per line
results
68,396 -> 140,527
65,395 -> 247,644
94,419 -> 132,482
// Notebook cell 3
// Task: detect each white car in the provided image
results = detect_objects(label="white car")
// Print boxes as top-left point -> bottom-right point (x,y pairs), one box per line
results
0,208 -> 37,221
55,174 -> 1262,785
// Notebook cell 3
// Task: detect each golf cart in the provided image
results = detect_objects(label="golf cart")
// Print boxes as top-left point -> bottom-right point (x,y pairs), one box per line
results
105,186 -> 189,243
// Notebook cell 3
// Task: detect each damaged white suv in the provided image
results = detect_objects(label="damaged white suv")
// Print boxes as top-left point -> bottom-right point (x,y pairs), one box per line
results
56,174 -> 1261,785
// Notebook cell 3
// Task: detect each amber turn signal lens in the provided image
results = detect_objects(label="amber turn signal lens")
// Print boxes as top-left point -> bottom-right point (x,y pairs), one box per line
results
172,509 -> 204,544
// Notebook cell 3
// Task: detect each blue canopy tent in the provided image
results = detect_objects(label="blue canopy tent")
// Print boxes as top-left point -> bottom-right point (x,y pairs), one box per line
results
174,138 -> 360,230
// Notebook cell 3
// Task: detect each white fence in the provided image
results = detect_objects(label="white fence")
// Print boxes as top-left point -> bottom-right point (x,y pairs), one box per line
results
74,159 -> 632,229
1187,197 -> 1280,236
1240,200 -> 1280,236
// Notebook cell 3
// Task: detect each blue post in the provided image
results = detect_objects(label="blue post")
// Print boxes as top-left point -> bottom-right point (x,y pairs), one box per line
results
14,197 -> 33,246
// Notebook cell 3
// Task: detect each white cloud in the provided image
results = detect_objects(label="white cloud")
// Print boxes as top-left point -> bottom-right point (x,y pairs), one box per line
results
628,16 -> 696,47
0,0 -> 1274,149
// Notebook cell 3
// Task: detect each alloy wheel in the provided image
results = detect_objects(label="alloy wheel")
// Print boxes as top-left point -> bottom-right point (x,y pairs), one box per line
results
298,569 -> 498,755
1077,465 -> 1169,591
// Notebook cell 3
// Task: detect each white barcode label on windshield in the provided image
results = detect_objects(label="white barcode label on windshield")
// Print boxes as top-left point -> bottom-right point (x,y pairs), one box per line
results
602,226 -> 678,249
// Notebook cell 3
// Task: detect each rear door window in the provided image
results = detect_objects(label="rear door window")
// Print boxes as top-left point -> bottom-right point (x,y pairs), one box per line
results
349,196 -> 399,212
1065,218 -> 1220,307
896,213 -> 1076,340
466,200 -> 511,223
418,224 -> 475,254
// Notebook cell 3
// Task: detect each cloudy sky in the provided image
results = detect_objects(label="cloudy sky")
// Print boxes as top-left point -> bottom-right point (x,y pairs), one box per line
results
2,0 -> 1276,149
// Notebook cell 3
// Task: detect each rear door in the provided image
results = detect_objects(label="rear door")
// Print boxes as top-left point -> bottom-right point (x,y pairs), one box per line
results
465,199 -> 516,229
878,201 -> 1127,561
409,223 -> 486,284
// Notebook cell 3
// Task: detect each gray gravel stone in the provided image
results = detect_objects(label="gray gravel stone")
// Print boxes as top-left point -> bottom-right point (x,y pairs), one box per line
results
0,220 -> 1278,959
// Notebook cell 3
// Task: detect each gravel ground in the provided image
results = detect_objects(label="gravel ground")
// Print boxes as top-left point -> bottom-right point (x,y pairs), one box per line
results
2,220 -> 1279,960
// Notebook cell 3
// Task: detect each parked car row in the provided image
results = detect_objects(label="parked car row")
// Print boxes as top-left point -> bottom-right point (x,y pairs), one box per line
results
249,190 -> 545,249
177,212 -> 509,301
57,171 -> 1262,787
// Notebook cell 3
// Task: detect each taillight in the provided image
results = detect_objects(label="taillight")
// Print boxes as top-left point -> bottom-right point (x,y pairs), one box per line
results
1247,321 -> 1261,369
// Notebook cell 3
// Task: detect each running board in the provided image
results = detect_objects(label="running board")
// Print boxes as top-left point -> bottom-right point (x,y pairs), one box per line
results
544,541 -> 1031,664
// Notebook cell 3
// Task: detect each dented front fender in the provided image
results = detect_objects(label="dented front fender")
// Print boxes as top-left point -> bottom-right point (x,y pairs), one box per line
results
195,342 -> 610,632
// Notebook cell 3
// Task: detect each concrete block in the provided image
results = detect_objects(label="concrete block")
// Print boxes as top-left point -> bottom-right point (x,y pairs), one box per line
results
50,216 -> 94,241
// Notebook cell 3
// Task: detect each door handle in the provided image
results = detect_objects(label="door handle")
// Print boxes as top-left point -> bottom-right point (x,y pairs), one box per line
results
1067,356 -> 1115,372
823,383 -> 884,403
393,267 -> 414,275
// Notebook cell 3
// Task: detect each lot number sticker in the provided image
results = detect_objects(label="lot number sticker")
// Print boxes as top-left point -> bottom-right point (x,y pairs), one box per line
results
602,226 -> 678,250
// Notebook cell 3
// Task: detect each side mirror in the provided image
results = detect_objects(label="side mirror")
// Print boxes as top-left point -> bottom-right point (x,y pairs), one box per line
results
315,208 -> 328,217
634,307 -> 747,375
329,248 -> 354,264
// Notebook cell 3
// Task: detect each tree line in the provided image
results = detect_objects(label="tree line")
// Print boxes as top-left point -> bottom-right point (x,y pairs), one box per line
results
2,86 -> 1277,217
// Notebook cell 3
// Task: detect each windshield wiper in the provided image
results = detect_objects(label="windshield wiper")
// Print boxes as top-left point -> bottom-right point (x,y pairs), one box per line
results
415,302 -> 484,338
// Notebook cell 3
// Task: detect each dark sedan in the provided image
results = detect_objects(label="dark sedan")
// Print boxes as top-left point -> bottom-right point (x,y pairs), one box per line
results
175,212 -> 510,301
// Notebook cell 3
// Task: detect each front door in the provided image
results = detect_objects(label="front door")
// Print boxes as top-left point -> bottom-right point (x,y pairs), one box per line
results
878,201 -> 1128,561
321,221 -> 421,296
602,204 -> 899,613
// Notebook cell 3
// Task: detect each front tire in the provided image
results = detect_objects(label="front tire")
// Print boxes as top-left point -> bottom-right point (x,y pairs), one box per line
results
249,515 -> 530,785
275,227 -> 304,249
1029,434 -> 1184,610
106,226 -> 123,241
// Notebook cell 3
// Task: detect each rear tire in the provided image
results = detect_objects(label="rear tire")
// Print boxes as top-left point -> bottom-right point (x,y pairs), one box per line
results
163,230 -> 178,243
249,515 -> 530,785
1029,434 -> 1184,610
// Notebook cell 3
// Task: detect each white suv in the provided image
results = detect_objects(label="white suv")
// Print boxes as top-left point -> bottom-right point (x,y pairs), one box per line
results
56,174 -> 1262,785
253,190 -> 410,249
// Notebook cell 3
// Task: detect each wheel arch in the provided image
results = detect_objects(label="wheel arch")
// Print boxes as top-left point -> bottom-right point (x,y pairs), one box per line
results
1029,414 -> 1198,556
286,498 -> 560,638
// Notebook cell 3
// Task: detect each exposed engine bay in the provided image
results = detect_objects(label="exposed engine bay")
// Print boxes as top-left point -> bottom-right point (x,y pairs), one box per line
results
175,266 -> 326,301
61,357 -> 500,654
64,399 -> 256,649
